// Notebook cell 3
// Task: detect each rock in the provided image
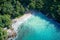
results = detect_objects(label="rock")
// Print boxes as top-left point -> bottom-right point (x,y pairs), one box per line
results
7,29 -> 16,38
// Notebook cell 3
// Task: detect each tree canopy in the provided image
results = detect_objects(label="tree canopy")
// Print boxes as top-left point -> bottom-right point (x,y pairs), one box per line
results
0,0 -> 60,40
0,27 -> 7,40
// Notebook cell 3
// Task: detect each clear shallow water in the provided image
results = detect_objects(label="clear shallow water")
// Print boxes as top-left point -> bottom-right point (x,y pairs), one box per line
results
15,12 -> 60,40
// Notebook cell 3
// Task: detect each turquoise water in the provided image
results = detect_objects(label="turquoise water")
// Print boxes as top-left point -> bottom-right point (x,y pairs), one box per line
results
15,12 -> 60,40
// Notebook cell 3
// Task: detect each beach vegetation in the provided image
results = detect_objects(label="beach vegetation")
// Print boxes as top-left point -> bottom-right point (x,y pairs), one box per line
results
0,0 -> 60,40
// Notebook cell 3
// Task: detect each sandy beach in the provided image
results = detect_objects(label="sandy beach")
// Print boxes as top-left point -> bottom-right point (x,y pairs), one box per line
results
11,13 -> 32,33
7,12 -> 32,40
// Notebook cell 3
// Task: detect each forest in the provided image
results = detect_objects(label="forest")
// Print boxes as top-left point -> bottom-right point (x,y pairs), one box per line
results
0,0 -> 60,40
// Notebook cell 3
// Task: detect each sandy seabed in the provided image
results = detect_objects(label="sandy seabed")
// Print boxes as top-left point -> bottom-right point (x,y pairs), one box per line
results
12,13 -> 32,33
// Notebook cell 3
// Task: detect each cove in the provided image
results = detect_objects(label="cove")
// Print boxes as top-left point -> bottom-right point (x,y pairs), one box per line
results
15,12 -> 60,40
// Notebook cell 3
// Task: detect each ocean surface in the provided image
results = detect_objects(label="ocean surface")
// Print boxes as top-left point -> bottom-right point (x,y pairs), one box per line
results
15,12 -> 60,40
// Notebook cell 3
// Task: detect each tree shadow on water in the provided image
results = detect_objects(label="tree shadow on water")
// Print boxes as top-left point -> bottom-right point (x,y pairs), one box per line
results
31,11 -> 60,32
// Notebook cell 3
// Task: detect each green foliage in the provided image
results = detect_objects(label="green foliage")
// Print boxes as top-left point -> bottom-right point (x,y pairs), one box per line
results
36,0 -> 44,11
0,0 -> 60,29
0,0 -> 25,39
0,0 -> 60,40
0,15 -> 11,28
28,0 -> 60,22
19,0 -> 31,7
28,0 -> 36,9
0,27 -> 7,40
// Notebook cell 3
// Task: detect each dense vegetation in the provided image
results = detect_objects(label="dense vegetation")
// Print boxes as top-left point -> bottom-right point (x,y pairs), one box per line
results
28,0 -> 60,22
0,0 -> 60,40
0,0 -> 25,40
0,27 -> 7,40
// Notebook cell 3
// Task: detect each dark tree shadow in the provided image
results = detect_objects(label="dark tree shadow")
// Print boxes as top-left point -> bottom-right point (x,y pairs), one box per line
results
31,11 -> 60,32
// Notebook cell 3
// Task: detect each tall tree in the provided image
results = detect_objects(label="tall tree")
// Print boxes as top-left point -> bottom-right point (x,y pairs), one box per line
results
0,27 -> 7,40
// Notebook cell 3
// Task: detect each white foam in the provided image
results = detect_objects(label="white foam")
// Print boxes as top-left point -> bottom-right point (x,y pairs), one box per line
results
12,13 -> 32,32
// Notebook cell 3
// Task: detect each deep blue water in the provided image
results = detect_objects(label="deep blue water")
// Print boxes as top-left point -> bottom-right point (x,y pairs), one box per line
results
15,12 -> 60,40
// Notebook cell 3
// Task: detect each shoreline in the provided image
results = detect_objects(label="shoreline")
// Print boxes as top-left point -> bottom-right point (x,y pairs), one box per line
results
8,12 -> 32,40
12,13 -> 32,32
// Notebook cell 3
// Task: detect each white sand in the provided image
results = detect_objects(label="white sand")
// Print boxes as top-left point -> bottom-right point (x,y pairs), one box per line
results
11,13 -> 32,32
